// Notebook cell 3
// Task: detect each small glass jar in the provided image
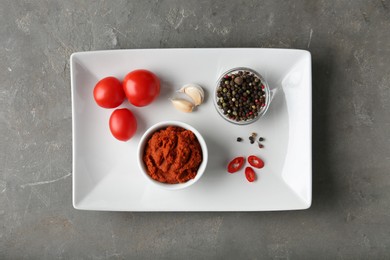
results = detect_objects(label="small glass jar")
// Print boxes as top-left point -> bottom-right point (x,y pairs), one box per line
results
214,67 -> 271,125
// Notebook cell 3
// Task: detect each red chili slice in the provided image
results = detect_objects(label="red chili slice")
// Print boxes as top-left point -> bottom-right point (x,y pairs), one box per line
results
245,167 -> 256,182
227,157 -> 245,173
248,155 -> 264,169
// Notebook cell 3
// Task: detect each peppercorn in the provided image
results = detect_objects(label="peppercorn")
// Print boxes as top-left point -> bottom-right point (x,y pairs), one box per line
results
237,137 -> 243,142
234,77 -> 243,85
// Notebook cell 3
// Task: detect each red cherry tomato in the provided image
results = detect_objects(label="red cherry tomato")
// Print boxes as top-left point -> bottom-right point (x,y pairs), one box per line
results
93,77 -> 125,108
227,157 -> 245,173
248,155 -> 264,169
123,69 -> 160,107
109,109 -> 137,141
245,167 -> 256,182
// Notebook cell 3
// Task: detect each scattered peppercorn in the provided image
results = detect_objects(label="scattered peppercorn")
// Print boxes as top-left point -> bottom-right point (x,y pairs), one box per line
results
235,132 -> 266,147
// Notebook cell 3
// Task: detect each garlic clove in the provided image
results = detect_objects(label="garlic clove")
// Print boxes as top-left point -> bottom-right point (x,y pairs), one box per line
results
171,98 -> 194,113
179,84 -> 204,106
185,87 -> 203,106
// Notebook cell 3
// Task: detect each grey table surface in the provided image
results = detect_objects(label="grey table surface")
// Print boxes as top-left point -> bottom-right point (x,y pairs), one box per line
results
1,0 -> 390,259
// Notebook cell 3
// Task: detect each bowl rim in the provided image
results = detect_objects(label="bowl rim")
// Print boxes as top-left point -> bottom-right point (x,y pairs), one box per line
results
137,120 -> 208,190
214,67 -> 271,125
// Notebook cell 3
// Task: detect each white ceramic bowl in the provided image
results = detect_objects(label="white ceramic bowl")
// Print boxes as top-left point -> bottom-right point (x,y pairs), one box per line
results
137,121 -> 208,190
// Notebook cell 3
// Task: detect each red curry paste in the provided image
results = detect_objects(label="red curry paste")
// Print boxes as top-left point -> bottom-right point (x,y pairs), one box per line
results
143,126 -> 202,184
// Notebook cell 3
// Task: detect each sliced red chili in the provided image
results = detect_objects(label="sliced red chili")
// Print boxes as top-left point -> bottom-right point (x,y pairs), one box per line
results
248,155 -> 264,169
245,167 -> 256,182
227,157 -> 245,173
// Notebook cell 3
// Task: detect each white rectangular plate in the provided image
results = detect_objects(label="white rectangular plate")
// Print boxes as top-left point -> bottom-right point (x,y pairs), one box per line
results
71,48 -> 312,211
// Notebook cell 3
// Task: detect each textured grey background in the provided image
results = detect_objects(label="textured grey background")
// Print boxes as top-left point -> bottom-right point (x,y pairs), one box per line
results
1,0 -> 390,259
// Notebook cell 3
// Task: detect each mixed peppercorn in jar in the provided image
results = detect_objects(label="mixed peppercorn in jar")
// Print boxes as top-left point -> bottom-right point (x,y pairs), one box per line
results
215,67 -> 270,125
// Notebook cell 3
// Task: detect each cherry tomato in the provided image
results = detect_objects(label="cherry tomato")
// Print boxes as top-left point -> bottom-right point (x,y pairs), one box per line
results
248,155 -> 264,169
109,108 -> 137,141
123,69 -> 160,107
93,77 -> 125,108
245,167 -> 256,182
227,157 -> 245,173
